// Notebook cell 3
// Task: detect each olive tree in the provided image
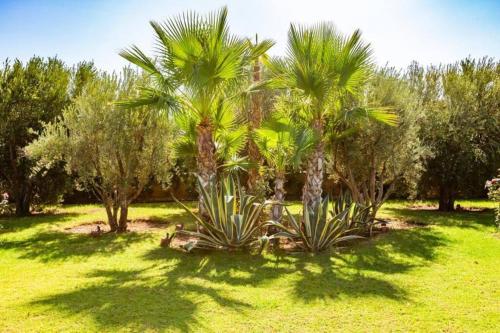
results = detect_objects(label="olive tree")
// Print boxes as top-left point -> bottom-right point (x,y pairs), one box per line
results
0,57 -> 71,215
417,58 -> 500,211
329,66 -> 427,221
28,69 -> 174,232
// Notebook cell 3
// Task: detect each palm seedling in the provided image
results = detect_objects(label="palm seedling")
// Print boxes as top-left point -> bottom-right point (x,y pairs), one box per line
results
254,113 -> 316,222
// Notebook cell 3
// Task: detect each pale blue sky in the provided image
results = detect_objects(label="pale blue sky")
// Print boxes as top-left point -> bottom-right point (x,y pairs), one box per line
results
1,0 -> 499,71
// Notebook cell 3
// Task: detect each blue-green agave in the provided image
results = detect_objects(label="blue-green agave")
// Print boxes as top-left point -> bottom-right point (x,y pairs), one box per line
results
174,175 -> 269,252
267,194 -> 367,253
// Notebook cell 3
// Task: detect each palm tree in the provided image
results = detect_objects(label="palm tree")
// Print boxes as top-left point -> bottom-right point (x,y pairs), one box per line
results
245,35 -> 275,194
120,7 -> 272,216
267,23 -> 393,206
255,113 -> 315,221
173,103 -> 248,172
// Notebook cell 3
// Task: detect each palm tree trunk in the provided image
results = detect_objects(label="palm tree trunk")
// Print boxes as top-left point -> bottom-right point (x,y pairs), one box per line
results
271,171 -> 286,222
302,119 -> 324,206
247,60 -> 263,194
196,118 -> 217,217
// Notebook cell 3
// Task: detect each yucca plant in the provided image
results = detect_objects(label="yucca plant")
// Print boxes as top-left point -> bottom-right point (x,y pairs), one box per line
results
174,175 -> 268,252
267,194 -> 365,253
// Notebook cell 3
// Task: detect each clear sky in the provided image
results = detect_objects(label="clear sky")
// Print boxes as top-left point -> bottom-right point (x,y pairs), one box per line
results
1,0 -> 499,71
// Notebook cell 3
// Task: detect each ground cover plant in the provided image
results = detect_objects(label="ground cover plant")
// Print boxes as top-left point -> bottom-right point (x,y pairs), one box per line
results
0,200 -> 498,332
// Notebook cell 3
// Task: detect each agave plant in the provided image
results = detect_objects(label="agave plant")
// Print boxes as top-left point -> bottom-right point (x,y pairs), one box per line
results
267,194 -> 365,253
174,175 -> 268,252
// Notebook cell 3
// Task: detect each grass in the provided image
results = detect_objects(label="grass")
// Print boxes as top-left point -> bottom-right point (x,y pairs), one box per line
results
0,200 -> 498,332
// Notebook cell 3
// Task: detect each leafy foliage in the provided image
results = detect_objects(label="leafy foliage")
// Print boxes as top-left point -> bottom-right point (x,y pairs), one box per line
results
266,22 -> 395,205
27,68 -> 174,231
486,172 -> 500,228
120,7 -> 274,216
0,57 -> 72,215
330,66 -> 428,218
175,175 -> 268,251
255,113 -> 316,174
416,58 -> 500,210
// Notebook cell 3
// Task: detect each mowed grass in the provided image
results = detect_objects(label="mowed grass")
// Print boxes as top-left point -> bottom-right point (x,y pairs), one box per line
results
0,200 -> 498,332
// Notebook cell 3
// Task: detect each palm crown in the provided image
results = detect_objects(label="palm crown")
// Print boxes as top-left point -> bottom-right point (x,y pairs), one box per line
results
268,23 -> 373,121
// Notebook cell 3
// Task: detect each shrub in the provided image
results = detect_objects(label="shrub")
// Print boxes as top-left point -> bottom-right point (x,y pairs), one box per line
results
486,173 -> 500,228
267,194 -> 366,253
175,176 -> 269,252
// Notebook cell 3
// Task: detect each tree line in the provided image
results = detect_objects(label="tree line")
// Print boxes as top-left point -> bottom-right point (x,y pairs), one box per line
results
1,7 -> 498,229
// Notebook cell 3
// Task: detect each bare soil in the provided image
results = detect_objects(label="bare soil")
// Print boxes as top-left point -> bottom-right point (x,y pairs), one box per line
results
408,204 -> 488,212
65,219 -> 170,234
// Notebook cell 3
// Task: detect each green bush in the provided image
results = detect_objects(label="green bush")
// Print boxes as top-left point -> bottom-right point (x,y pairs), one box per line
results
486,173 -> 500,228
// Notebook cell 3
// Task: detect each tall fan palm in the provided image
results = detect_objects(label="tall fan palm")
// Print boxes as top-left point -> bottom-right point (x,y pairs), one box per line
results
245,35 -> 275,194
120,7 -> 272,216
267,23 -> 396,206
255,114 -> 316,221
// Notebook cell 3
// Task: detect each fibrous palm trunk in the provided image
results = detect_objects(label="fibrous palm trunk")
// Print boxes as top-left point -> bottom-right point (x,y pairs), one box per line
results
302,119 -> 324,206
247,60 -> 263,194
196,118 -> 217,217
271,171 -> 286,222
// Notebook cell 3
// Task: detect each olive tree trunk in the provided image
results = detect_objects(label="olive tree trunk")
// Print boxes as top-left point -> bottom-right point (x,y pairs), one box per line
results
14,184 -> 32,216
117,201 -> 129,232
104,201 -> 118,232
438,185 -> 455,211
104,200 -> 129,233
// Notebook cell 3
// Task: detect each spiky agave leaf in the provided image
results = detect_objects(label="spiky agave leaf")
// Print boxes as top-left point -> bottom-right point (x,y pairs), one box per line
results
267,192 -> 365,252
175,175 -> 268,251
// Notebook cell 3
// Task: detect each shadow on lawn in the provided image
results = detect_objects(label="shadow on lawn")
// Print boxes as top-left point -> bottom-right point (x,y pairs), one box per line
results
25,226 -> 447,331
30,259 -> 253,331
0,231 -> 153,262
24,205 -> 453,330
0,212 -> 81,233
383,207 -> 495,229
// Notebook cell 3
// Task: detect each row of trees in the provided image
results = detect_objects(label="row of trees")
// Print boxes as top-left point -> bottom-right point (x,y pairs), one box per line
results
1,8 -> 499,228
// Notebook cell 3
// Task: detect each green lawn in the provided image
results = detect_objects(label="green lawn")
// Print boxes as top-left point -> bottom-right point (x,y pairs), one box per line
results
0,200 -> 498,332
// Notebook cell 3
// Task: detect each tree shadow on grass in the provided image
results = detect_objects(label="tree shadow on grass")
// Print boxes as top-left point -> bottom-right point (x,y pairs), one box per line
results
337,227 -> 449,274
0,231 -> 153,262
30,265 -> 251,332
0,212 -> 81,233
24,224 -> 449,331
291,253 -> 408,302
289,226 -> 448,302
145,247 -> 294,284
383,207 -> 495,229
143,229 -> 445,304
